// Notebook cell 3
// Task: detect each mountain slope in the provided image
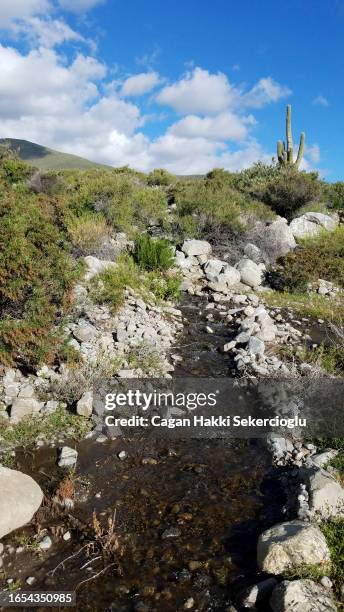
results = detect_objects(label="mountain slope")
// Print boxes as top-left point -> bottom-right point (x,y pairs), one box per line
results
0,138 -> 110,171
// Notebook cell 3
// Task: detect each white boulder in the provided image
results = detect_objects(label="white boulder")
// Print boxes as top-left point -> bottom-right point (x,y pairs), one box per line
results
84,256 -> 116,281
260,218 -> 297,261
181,240 -> 212,257
236,258 -> 264,288
301,466 -> 344,519
76,391 -> 93,418
0,467 -> 43,538
257,520 -> 330,574
290,212 -> 338,240
270,579 -> 337,612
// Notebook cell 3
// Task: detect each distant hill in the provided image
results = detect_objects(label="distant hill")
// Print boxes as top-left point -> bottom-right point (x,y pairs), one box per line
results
0,138 -> 110,171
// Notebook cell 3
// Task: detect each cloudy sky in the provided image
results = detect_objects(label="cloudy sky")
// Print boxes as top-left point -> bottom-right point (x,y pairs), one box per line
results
0,0 -> 341,177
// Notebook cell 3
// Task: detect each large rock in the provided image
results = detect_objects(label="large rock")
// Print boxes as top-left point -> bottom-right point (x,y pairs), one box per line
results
181,240 -> 212,257
10,398 -> 42,423
73,321 -> 98,343
0,467 -> 43,538
290,212 -> 338,240
257,520 -> 330,574
259,218 -> 297,262
84,256 -> 116,281
203,259 -> 225,282
301,465 -> 344,519
76,391 -> 93,418
236,258 -> 263,288
270,579 -> 337,612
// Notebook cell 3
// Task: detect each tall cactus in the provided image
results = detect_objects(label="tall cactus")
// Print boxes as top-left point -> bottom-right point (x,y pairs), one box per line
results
277,105 -> 305,169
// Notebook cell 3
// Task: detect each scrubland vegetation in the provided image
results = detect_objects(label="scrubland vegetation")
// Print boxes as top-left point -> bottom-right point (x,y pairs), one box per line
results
1,139 -> 344,371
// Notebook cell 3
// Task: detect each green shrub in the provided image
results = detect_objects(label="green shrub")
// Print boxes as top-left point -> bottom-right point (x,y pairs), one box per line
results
172,177 -> 274,239
1,158 -> 33,183
325,181 -> 344,210
144,271 -> 181,301
132,234 -> 174,271
0,182 -> 80,367
147,168 -> 175,186
66,212 -> 110,254
320,518 -> 344,598
90,254 -> 141,313
63,170 -> 168,234
262,167 -> 322,219
269,226 -> 344,292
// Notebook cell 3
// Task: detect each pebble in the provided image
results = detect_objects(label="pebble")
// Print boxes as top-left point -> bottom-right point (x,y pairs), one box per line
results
63,531 -> 71,541
38,535 -> 52,551
161,527 -> 181,539
118,450 -> 127,460
26,576 -> 36,585
184,598 -> 194,609
320,576 -> 332,589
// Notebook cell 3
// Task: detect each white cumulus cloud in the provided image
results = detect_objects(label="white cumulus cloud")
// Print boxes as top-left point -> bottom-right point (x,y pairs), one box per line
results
156,67 -> 236,114
0,0 -> 50,23
121,72 -> 161,97
241,77 -> 292,108
169,112 -> 253,142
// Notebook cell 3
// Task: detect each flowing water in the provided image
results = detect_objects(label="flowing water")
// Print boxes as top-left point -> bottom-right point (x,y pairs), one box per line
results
0,295 -> 285,611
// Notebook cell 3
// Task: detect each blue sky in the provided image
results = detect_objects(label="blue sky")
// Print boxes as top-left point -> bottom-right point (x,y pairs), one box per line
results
0,0 -> 341,178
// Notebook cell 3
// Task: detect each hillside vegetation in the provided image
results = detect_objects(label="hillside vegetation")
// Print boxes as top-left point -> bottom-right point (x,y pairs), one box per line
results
0,142 -> 343,369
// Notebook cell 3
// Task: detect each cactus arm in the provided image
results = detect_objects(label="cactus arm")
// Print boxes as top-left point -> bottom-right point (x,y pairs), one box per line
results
294,132 -> 305,168
277,140 -> 285,164
286,104 -> 293,163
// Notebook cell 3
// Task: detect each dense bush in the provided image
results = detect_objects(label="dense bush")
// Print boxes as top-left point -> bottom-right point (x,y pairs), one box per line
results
172,176 -> 274,239
1,158 -> 33,183
66,212 -> 110,255
0,182 -> 80,367
325,181 -> 344,210
132,234 -> 174,271
261,167 -> 322,219
147,168 -> 175,186
63,170 -> 169,233
268,226 -> 344,292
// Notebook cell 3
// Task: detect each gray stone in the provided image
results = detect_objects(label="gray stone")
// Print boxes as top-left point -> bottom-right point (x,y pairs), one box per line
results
301,465 -> 344,518
247,336 -> 265,355
181,239 -> 212,257
10,398 -> 42,423
259,218 -> 296,262
311,450 -> 338,469
76,391 -> 93,418
58,446 -> 78,468
270,579 -> 337,612
0,467 -> 43,538
244,243 -> 264,263
221,266 -> 241,286
239,578 -> 278,608
84,256 -> 116,281
161,527 -> 181,539
257,521 -> 330,574
236,258 -> 263,288
38,535 -> 53,550
203,258 -> 225,281
290,212 -> 338,240
73,322 -> 97,343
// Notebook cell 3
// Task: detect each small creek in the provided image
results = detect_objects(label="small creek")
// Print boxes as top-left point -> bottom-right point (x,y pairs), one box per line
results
1,294 -> 290,612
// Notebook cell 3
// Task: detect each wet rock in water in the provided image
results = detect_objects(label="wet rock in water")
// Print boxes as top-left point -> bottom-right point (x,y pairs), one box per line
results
161,527 -> 181,539
0,467 -> 43,538
289,212 -> 338,240
76,390 -> 93,417
238,577 -> 278,608
181,239 -> 212,257
270,579 -> 337,612
300,465 -> 344,519
58,446 -> 78,468
257,520 -> 330,574
236,258 -> 263,288
38,535 -> 52,550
